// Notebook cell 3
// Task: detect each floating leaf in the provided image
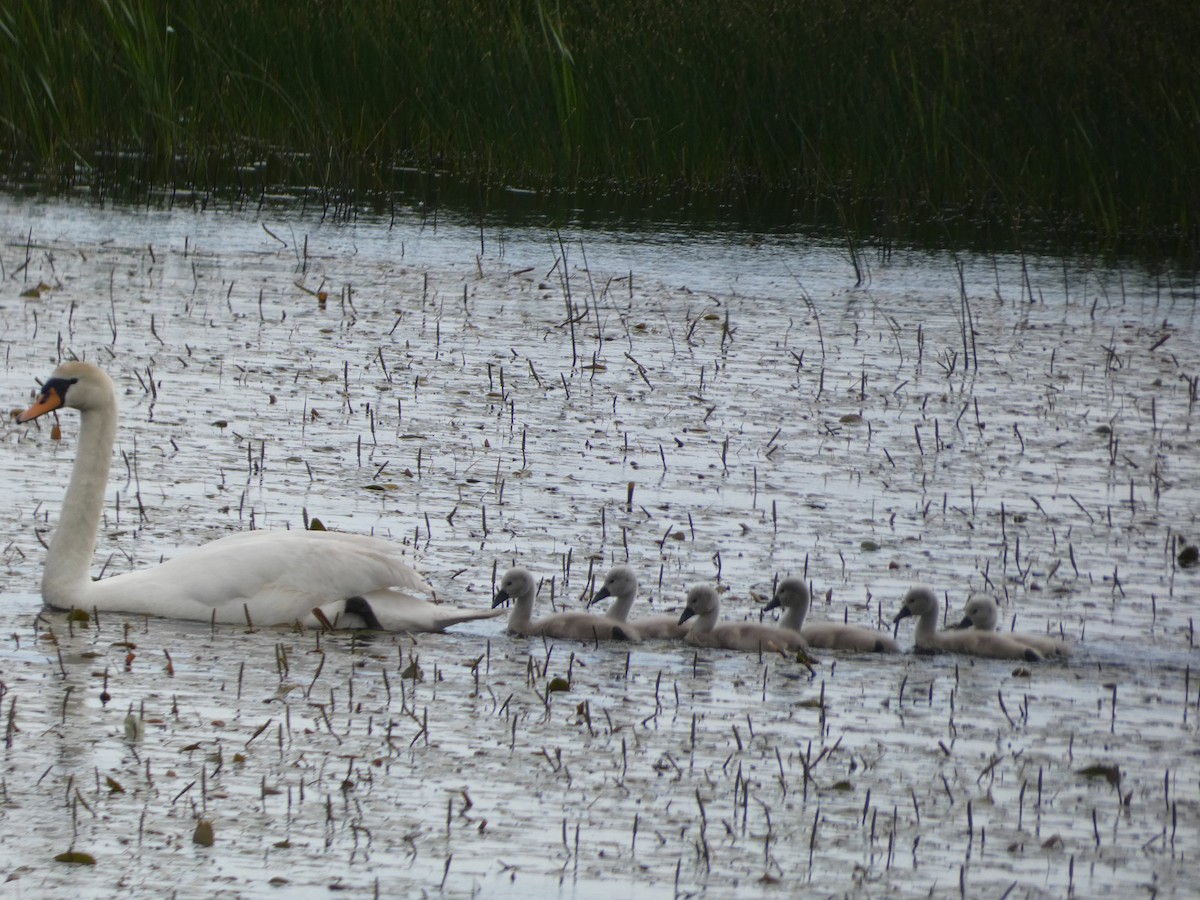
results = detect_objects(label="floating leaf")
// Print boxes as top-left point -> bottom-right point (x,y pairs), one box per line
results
67,608 -> 91,624
123,714 -> 143,742
1076,764 -> 1121,787
105,776 -> 125,793
547,677 -> 571,693
270,682 -> 301,701
831,780 -> 854,791
839,413 -> 864,424
193,819 -> 215,846
307,517 -> 327,531
861,540 -> 881,551
20,281 -> 52,298
1178,545 -> 1198,569
53,850 -> 96,865
401,660 -> 424,681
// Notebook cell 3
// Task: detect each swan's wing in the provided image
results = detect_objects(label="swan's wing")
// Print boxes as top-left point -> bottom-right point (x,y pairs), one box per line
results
86,530 -> 431,626
709,622 -> 808,652
1013,632 -> 1072,657
532,611 -> 641,642
801,622 -> 900,653
934,629 -> 1043,661
632,614 -> 691,640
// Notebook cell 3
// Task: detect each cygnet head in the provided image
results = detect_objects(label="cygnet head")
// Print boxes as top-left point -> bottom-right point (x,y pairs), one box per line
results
679,584 -> 719,624
893,586 -> 938,623
957,596 -> 999,631
493,566 -> 536,608
18,360 -> 115,422
765,577 -> 809,613
591,564 -> 637,606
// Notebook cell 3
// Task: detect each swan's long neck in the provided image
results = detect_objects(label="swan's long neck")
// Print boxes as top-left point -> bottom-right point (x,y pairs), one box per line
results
781,598 -> 806,631
508,590 -> 534,631
693,606 -> 719,634
915,602 -> 940,640
606,590 -> 635,622
43,397 -> 116,607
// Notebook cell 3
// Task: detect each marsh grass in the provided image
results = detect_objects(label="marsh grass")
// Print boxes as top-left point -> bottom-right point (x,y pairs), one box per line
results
0,0 -> 1196,250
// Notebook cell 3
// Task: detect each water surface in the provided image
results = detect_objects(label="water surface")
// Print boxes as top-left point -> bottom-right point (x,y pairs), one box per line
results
1,193 -> 1197,897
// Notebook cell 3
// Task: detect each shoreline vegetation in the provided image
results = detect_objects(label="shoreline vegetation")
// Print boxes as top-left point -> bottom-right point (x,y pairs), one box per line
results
1,0 -> 1196,257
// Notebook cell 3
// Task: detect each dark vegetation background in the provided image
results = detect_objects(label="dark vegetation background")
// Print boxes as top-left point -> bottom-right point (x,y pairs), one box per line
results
1,0 -> 1196,255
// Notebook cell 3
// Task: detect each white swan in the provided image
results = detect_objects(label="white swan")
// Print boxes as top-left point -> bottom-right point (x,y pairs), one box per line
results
893,587 -> 1042,661
589,565 -> 691,639
956,596 -> 1071,658
679,584 -> 809,654
492,566 -> 638,641
17,361 -> 501,632
766,577 -> 899,653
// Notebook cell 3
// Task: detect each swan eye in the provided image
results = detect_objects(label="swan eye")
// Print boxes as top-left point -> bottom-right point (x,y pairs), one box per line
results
40,376 -> 78,403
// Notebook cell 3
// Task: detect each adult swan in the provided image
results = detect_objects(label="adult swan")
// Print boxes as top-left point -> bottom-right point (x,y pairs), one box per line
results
17,361 -> 500,633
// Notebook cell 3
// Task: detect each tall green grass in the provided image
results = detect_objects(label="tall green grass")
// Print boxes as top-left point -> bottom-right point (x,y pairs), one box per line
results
0,0 -> 1195,251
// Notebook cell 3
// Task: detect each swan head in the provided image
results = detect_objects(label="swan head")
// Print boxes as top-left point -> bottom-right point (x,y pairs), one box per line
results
679,583 -> 719,625
894,586 -> 938,623
590,564 -> 637,607
493,566 -> 536,608
765,577 -> 808,613
18,361 -> 114,423
957,596 -> 999,631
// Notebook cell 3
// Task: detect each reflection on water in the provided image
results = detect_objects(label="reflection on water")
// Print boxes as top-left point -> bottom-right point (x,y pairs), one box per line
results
0,192 -> 1196,897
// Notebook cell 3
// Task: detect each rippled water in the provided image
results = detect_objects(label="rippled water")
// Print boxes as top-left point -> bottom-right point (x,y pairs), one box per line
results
1,192 -> 1197,897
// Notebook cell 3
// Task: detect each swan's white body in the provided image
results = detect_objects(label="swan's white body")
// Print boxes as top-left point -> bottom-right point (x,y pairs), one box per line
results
18,361 -> 500,632
766,578 -> 899,653
493,567 -> 638,641
680,584 -> 809,653
957,596 -> 1071,658
893,587 -> 1041,661
590,565 -> 691,640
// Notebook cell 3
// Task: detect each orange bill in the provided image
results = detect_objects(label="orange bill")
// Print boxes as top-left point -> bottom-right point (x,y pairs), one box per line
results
16,381 -> 67,424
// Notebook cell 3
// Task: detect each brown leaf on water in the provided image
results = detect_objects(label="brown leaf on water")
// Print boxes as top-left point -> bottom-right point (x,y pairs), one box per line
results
53,850 -> 97,865
1076,764 -> 1121,788
401,660 -> 423,681
193,819 -> 215,846
105,776 -> 124,793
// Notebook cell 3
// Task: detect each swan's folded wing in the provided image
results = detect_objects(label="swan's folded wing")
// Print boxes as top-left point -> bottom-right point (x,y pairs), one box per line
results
86,530 -> 431,625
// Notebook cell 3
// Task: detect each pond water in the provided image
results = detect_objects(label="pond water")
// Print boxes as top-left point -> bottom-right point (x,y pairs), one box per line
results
0,191 -> 1197,898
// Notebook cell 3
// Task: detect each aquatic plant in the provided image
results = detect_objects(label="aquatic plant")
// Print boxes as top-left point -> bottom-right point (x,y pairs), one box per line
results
0,0 -> 1195,250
